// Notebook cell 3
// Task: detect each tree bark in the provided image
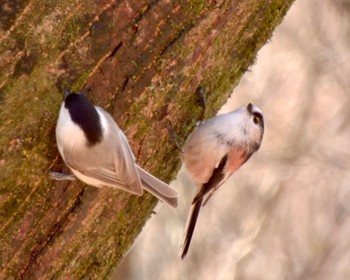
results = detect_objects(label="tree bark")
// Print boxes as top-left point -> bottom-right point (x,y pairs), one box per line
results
0,0 -> 294,278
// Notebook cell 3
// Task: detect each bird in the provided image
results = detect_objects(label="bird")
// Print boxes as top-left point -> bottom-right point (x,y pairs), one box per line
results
180,103 -> 264,258
53,90 -> 178,208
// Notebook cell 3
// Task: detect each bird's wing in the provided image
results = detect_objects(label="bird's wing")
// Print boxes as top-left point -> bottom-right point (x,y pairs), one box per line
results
113,128 -> 143,193
61,107 -> 143,195
62,147 -> 143,195
100,108 -> 143,195
192,154 -> 228,204
193,145 -> 249,205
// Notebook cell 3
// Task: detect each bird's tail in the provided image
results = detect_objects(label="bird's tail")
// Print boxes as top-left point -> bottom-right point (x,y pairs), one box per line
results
136,165 -> 178,208
180,197 -> 203,259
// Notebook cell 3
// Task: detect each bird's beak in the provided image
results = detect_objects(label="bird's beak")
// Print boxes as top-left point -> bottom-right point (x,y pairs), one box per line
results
247,103 -> 253,114
63,89 -> 70,98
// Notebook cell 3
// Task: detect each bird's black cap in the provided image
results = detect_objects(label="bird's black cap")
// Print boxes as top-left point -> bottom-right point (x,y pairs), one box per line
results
64,92 -> 103,146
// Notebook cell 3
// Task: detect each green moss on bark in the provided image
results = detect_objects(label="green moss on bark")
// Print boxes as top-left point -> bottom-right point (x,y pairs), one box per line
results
0,0 -> 295,278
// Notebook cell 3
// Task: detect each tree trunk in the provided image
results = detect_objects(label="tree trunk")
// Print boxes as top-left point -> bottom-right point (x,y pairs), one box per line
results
0,0 -> 294,278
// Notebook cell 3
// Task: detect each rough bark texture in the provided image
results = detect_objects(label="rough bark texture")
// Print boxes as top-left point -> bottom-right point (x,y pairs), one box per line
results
0,0 -> 294,278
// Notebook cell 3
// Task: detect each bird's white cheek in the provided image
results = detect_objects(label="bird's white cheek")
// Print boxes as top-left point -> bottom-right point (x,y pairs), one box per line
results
56,108 -> 87,149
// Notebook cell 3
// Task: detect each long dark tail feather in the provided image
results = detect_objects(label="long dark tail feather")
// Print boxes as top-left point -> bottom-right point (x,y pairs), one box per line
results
180,197 -> 203,259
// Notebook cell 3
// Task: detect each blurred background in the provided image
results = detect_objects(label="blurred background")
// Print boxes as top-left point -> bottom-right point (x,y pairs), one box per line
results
114,0 -> 350,279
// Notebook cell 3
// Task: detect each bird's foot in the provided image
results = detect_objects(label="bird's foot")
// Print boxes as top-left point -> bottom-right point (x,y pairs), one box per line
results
49,171 -> 76,181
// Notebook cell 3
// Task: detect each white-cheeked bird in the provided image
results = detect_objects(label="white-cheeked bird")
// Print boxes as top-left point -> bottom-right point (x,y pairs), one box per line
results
180,103 -> 264,258
54,90 -> 178,208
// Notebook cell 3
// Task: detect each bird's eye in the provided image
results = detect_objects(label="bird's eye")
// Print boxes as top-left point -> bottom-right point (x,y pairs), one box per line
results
253,115 -> 260,124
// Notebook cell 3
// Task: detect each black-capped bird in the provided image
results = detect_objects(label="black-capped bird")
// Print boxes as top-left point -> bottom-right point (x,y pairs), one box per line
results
54,90 -> 178,208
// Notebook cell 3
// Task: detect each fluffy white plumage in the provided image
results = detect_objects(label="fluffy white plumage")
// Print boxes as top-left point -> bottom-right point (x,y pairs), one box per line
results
55,92 -> 178,207
180,103 -> 264,258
